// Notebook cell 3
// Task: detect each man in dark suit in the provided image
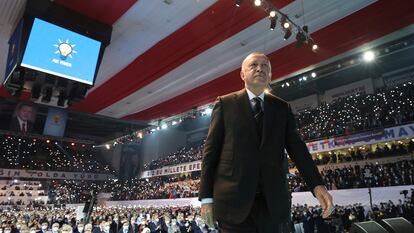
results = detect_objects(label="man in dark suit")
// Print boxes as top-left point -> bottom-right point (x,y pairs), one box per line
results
199,52 -> 333,233
129,217 -> 138,233
9,103 -> 35,133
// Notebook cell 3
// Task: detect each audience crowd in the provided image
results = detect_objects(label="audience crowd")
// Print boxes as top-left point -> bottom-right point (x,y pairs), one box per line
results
48,173 -> 201,204
306,140 -> 414,167
143,145 -> 203,170
289,160 -> 414,192
296,82 -> 414,141
0,189 -> 412,233
0,135 -> 115,174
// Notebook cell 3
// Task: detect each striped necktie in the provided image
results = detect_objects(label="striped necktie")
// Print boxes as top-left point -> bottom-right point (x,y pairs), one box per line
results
252,97 -> 263,138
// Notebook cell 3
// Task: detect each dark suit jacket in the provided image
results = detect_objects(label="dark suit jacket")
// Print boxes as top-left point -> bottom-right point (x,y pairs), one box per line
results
199,89 -> 324,224
9,117 -> 34,133
129,223 -> 138,233
110,222 -> 121,233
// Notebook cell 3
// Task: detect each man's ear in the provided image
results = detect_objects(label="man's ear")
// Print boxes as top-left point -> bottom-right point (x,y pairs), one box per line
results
240,70 -> 245,81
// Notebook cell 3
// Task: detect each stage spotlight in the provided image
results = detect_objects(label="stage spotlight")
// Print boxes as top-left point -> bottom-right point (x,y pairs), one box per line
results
161,123 -> 168,130
235,0 -> 243,7
270,17 -> 277,30
284,29 -> 292,40
302,76 -> 307,81
311,72 -> 317,78
269,10 -> 276,18
205,107 -> 213,115
105,144 -> 110,150
312,44 -> 318,52
280,15 -> 289,28
363,50 -> 375,62
296,30 -> 306,47
254,0 -> 261,6
286,82 -> 290,87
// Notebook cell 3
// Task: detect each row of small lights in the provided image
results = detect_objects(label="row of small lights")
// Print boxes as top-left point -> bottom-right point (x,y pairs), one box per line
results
279,50 -> 376,88
100,107 -> 214,150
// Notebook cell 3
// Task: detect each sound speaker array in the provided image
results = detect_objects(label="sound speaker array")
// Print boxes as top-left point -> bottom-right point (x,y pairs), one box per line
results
350,217 -> 414,233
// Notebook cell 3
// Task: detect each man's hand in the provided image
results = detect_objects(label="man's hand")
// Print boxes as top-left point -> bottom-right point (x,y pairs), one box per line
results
200,203 -> 215,228
313,185 -> 334,218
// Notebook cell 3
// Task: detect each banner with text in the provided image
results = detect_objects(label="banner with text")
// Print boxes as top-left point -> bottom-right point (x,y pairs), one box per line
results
324,78 -> 374,103
0,169 -> 114,180
140,161 -> 202,179
289,94 -> 318,114
307,123 -> 414,154
383,68 -> 414,87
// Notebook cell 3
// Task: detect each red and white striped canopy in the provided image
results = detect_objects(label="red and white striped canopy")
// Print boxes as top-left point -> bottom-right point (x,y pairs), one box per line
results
1,0 -> 413,122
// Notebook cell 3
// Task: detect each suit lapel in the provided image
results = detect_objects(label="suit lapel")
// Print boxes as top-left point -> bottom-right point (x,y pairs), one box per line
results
236,89 -> 260,147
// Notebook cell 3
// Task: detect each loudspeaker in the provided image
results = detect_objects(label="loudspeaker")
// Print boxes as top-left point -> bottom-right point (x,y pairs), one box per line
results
350,221 -> 388,233
380,217 -> 414,233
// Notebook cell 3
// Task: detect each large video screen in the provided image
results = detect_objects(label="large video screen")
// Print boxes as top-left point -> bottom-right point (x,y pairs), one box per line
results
21,18 -> 101,85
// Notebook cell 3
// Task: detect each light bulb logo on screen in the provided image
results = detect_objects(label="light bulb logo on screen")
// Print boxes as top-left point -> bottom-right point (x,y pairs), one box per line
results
54,39 -> 77,60
21,18 -> 101,85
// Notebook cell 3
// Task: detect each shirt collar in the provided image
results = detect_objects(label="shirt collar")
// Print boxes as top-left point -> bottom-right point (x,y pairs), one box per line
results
17,116 -> 26,126
246,88 -> 265,101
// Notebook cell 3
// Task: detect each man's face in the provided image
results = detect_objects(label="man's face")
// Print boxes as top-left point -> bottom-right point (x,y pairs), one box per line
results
84,224 -> 92,231
240,54 -> 271,91
17,105 -> 33,122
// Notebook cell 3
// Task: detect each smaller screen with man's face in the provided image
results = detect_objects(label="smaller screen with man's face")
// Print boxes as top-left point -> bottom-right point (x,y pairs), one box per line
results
9,102 -> 38,133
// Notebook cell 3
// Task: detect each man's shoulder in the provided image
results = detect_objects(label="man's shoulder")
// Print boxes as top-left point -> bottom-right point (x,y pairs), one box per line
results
218,89 -> 244,101
266,93 -> 289,107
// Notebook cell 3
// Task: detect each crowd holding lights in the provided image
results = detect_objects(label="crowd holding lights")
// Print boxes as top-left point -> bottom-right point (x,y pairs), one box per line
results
143,143 -> 204,170
49,174 -> 201,204
289,160 -> 414,192
0,135 -> 115,174
296,81 -> 414,141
